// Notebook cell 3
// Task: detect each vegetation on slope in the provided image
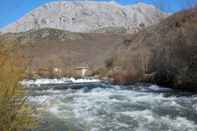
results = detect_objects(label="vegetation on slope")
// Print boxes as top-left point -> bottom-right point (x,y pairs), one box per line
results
0,48 -> 36,131
109,7 -> 197,89
0,8 -> 197,90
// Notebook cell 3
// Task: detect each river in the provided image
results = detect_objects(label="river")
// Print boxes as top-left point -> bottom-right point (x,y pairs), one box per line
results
25,79 -> 197,131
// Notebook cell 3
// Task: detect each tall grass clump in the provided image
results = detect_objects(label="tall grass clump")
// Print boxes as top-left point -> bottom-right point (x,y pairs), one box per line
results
0,49 -> 36,131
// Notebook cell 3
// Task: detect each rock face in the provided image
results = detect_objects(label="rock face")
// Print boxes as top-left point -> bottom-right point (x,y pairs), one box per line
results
0,1 -> 167,33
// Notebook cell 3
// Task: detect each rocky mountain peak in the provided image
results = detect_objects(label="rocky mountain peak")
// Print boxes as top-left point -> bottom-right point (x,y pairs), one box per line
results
1,1 -> 168,33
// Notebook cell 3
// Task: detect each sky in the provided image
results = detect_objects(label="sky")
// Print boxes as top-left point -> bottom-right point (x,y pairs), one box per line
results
0,0 -> 197,28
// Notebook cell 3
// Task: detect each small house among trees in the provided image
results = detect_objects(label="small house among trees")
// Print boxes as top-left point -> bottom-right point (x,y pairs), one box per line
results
75,66 -> 89,77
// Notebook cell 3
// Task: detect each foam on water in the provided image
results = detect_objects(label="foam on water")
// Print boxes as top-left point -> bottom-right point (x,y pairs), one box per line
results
29,84 -> 197,131
21,77 -> 101,87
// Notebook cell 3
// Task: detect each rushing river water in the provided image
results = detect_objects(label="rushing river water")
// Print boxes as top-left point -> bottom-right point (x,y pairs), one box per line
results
27,81 -> 197,131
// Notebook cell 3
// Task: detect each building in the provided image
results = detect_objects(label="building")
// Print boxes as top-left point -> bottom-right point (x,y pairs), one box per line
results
75,66 -> 89,77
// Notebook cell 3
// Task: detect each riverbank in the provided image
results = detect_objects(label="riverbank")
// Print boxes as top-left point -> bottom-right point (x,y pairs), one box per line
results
20,76 -> 197,93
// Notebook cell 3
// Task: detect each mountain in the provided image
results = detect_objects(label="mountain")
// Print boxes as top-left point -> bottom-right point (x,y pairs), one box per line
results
1,7 -> 197,90
0,1 -> 167,33
1,2 -> 196,90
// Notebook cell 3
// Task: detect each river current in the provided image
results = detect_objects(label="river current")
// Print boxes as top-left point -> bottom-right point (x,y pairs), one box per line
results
27,81 -> 197,131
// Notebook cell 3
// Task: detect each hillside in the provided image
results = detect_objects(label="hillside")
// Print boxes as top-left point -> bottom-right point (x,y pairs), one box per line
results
111,7 -> 197,89
0,7 -> 197,90
0,1 -> 167,33
0,28 -> 128,77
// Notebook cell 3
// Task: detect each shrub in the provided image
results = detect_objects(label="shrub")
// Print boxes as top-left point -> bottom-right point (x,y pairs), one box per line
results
105,57 -> 114,69
92,67 -> 109,77
0,50 -> 36,131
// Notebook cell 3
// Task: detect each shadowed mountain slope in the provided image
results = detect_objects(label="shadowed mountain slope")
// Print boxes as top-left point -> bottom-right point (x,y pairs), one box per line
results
0,28 -> 128,71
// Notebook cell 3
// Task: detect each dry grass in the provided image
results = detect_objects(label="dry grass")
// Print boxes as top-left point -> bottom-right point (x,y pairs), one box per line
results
0,49 -> 37,131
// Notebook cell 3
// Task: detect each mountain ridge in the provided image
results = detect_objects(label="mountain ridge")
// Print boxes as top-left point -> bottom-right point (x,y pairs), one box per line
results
0,1 -> 168,33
